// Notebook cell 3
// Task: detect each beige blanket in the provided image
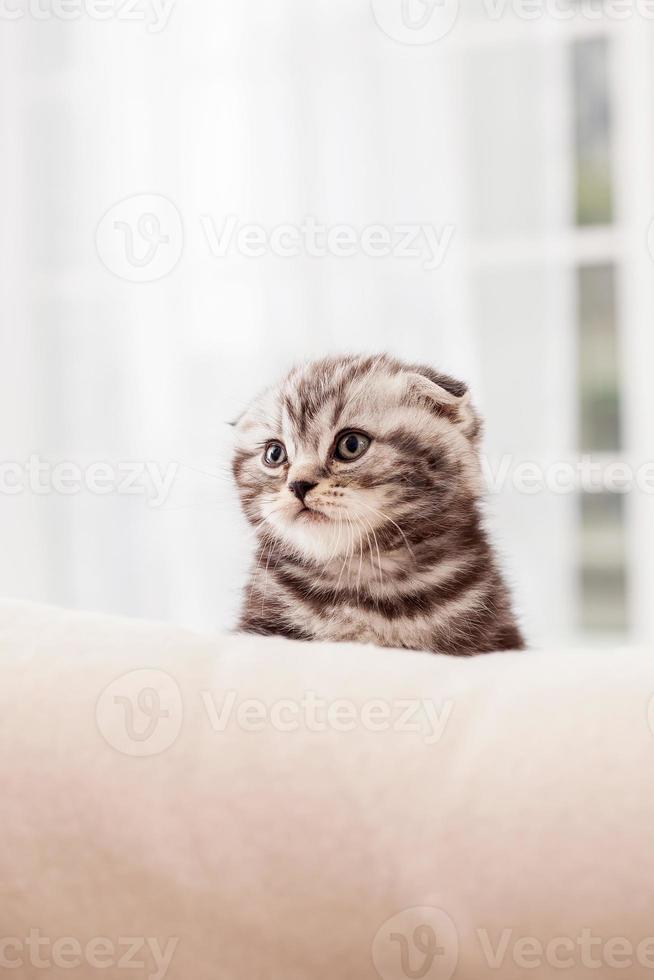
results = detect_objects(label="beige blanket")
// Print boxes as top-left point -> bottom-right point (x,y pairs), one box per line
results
0,598 -> 653,979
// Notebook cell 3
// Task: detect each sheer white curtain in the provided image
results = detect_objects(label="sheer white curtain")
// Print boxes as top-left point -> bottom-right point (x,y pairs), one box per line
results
1,0 -> 472,632
7,3 -> 653,646
0,25 -> 51,603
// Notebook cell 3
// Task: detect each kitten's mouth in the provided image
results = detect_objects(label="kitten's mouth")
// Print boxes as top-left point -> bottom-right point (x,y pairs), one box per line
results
296,506 -> 329,523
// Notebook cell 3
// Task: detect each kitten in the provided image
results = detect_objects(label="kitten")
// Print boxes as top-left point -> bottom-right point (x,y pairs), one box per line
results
232,353 -> 524,656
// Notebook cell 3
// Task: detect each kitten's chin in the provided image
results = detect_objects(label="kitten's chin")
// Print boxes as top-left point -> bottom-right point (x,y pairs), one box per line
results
295,507 -> 329,524
266,509 -> 357,562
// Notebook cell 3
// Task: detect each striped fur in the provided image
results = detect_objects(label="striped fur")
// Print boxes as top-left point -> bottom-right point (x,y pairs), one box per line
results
232,354 -> 525,656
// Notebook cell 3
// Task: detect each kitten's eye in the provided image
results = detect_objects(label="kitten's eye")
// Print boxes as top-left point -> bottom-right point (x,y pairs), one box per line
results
263,441 -> 287,467
335,431 -> 371,462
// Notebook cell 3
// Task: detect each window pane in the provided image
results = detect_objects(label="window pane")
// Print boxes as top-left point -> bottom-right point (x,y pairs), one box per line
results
579,493 -> 627,633
577,264 -> 621,452
573,38 -> 613,226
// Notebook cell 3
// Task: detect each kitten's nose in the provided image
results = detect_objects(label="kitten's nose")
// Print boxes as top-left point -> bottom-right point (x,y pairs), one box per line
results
288,480 -> 317,504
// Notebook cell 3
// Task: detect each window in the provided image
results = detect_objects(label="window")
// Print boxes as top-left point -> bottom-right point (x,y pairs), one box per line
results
574,40 -> 627,636
463,9 -> 642,644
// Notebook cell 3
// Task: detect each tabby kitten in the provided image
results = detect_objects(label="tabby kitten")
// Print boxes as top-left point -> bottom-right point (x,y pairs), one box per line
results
232,354 -> 524,656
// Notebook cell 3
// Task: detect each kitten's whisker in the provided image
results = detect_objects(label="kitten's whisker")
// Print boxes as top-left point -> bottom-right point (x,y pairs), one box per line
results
346,514 -> 357,592
247,531 -> 272,605
360,518 -> 377,584
356,500 -> 416,560
341,517 -> 354,594
352,514 -> 365,606
260,536 -> 276,616
354,518 -> 372,593
334,516 -> 353,596
178,463 -> 233,484
359,512 -> 383,586
315,512 -> 343,585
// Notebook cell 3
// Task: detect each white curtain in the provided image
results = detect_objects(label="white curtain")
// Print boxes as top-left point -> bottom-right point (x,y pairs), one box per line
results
0,0 -> 471,633
4,2 -> 653,645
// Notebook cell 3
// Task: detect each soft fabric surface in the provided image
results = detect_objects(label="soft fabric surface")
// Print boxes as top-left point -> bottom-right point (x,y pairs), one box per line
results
0,599 -> 653,979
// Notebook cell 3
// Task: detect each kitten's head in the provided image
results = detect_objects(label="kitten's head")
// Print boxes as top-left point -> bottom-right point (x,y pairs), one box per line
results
232,354 -> 482,561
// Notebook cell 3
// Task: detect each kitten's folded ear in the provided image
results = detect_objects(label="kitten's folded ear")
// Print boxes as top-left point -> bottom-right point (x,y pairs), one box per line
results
228,405 -> 252,429
406,367 -> 482,443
